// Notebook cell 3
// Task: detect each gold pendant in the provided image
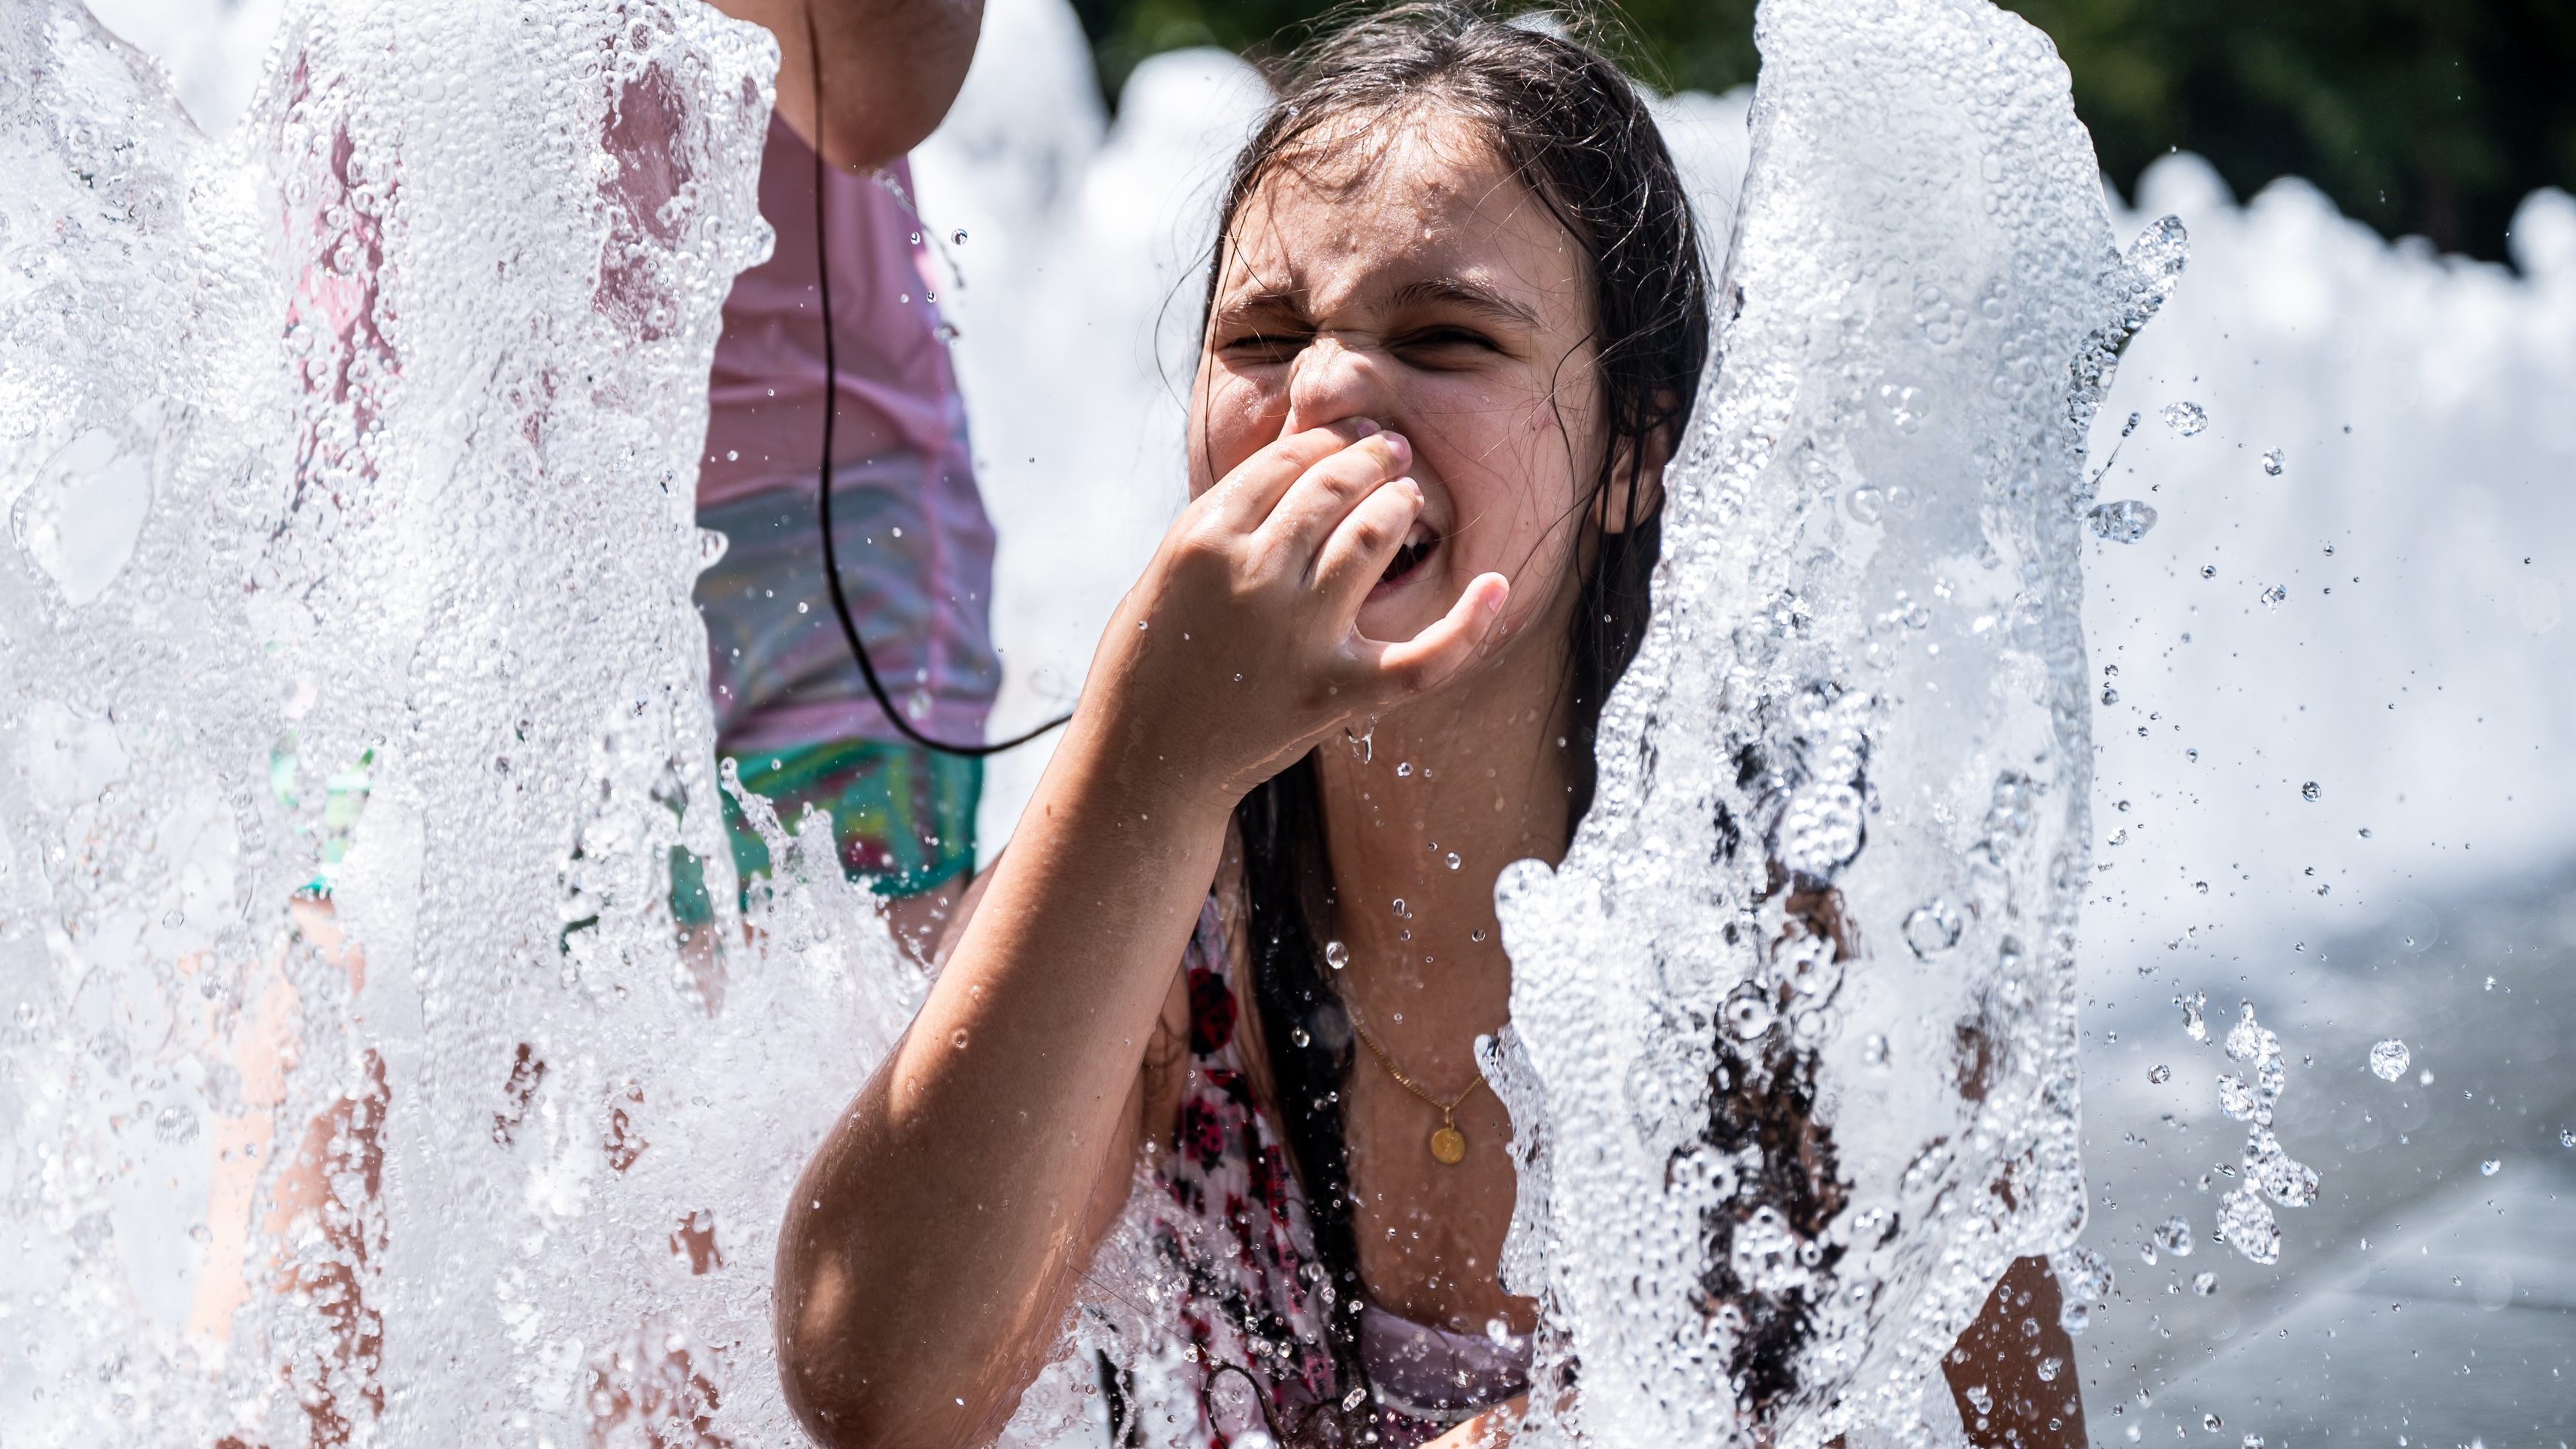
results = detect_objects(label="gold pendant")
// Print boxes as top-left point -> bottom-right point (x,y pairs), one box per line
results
1429,1124 -> 1467,1165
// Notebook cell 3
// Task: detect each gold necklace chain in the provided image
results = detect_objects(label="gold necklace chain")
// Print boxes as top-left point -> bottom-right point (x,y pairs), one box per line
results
1345,1009 -> 1489,1166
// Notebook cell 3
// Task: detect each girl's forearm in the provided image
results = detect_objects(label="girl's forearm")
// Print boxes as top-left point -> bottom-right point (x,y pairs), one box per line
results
774,710 -> 1230,1447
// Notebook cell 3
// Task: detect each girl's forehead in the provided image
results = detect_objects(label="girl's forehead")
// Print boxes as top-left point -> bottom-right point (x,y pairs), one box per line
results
1218,116 -> 1586,321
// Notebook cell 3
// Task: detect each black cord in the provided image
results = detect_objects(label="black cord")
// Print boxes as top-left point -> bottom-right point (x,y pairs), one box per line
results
804,12 -> 1071,758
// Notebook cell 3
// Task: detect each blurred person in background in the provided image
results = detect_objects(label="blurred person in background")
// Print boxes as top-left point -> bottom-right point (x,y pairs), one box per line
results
682,0 -> 999,967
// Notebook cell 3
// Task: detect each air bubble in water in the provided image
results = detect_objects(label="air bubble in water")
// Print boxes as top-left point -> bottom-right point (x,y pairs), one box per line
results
2087,499 -> 2157,543
2148,1063 -> 2170,1084
2260,584 -> 2288,608
1395,761 -> 1412,777
1445,852 -> 1461,870
2202,1414 -> 2222,1432
1723,986 -> 1777,1041
2260,448 -> 2284,476
2191,1271 -> 2218,1296
153,1105 -> 199,1145
1902,900 -> 1963,957
2161,401 -> 2208,435
2299,781 -> 2320,801
2200,564 -> 2217,579
951,228 -> 967,244
2480,1158 -> 2501,1176
1391,897 -> 1409,918
1325,940 -> 1350,970
2369,1039 -> 2410,1081
2561,1127 -> 2574,1148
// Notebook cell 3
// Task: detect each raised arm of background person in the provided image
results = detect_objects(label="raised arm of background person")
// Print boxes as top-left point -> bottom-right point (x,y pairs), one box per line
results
707,0 -> 984,172
771,422 -> 1507,1447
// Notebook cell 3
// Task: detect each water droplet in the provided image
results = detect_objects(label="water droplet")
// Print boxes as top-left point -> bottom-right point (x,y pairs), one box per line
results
2369,1039 -> 2410,1081
949,1028 -> 969,1048
2480,1158 -> 2501,1176
2358,827 -> 2372,839
1391,897 -> 1409,919
1862,1033 -> 1890,1065
2192,1270 -> 2218,1296
2088,499 -> 2158,543
153,1104 -> 199,1145
2299,781 -> 2320,802
2149,1063 -> 2171,1084
1324,940 -> 1349,970
2560,1127 -> 2574,1149
2218,1073 -> 2255,1120
1395,761 -> 1412,777
1445,852 -> 1461,870
2259,583 -> 2288,608
2242,1436 -> 2263,1449
2161,401 -> 2208,435
2260,448 -> 2284,476
2153,1216 -> 2195,1257
951,228 -> 967,245
2215,1186 -> 2281,1263
1483,1317 -> 1511,1345
1470,927 -> 1486,943
2100,686 -> 2121,705
1290,1027 -> 1311,1048
2202,1414 -> 2223,1432
1902,901 -> 1963,957
2200,564 -> 2218,579
2177,991 -> 2208,1042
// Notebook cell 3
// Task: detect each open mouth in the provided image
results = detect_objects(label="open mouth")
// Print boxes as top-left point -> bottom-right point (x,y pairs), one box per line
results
1380,525 -> 1440,586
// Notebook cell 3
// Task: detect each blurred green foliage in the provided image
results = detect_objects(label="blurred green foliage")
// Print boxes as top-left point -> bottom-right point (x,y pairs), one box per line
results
1063,0 -> 2575,265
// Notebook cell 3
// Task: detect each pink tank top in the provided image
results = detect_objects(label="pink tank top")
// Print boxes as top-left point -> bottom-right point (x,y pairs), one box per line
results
700,119 -> 971,501
694,118 -> 998,750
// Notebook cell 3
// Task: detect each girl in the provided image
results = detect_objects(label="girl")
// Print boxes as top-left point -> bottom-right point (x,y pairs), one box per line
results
775,8 -> 2085,1447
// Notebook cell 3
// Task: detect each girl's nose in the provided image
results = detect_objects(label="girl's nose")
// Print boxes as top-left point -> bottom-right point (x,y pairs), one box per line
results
1283,334 -> 1392,434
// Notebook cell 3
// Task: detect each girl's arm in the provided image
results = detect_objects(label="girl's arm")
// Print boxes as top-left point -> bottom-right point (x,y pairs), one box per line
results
1945,1256 -> 2088,1447
706,0 -> 984,172
773,420 -> 1504,1448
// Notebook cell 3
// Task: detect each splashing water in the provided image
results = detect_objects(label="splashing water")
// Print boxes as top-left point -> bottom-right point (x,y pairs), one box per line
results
0,2 -> 915,1440
1483,0 -> 2179,1438
6,0 -> 2184,1439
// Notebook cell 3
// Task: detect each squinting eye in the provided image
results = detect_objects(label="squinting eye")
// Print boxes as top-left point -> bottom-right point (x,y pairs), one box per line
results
1220,333 -> 1307,364
1398,328 -> 1499,358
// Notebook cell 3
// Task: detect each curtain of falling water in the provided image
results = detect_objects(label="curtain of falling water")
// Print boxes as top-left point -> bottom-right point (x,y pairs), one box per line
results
1487,1 -> 2173,1442
1,2 -> 927,1441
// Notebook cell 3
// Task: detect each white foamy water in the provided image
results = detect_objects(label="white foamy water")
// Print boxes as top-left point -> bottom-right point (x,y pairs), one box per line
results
16,0 -> 2576,1441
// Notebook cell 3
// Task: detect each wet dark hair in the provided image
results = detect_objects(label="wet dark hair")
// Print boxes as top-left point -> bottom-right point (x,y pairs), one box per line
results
1205,2 -> 1711,1430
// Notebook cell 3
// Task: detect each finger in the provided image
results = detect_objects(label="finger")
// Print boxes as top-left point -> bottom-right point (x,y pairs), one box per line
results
1350,572 -> 1510,697
1200,420 -> 1380,532
1253,431 -> 1413,566
1310,475 -> 1423,607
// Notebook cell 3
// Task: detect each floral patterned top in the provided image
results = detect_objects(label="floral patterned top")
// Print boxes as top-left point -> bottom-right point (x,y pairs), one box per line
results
1123,900 -> 1529,1448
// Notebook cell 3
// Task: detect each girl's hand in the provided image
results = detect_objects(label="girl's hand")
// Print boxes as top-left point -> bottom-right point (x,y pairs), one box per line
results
1088,417 -> 1509,812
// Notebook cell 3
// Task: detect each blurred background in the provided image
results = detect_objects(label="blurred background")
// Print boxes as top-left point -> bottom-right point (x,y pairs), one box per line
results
1072,0 -> 2576,265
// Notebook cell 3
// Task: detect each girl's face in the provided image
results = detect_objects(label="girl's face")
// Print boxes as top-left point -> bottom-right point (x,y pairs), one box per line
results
1190,111 -> 1609,656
